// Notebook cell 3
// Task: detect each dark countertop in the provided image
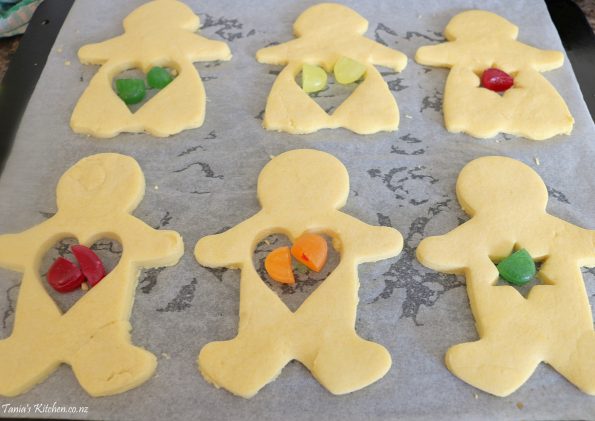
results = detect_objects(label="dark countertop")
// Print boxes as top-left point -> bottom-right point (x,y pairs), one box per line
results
576,0 -> 595,29
0,1 -> 594,82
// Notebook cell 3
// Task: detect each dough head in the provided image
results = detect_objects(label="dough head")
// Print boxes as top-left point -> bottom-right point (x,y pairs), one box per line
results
444,10 -> 518,41
57,153 -> 145,215
293,3 -> 368,37
257,149 -> 349,212
456,156 -> 548,216
123,0 -> 200,33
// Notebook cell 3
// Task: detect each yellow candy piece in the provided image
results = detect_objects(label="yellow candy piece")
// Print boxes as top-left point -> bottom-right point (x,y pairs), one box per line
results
334,56 -> 366,84
302,63 -> 328,93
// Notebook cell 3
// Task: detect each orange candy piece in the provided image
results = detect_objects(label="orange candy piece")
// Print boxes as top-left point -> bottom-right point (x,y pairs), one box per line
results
264,246 -> 295,284
291,233 -> 328,272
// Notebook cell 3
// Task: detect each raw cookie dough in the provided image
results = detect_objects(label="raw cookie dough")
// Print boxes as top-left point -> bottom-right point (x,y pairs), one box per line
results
415,10 -> 574,140
256,3 -> 407,134
417,156 -> 595,396
71,0 -> 231,138
195,149 -> 403,398
0,153 -> 184,397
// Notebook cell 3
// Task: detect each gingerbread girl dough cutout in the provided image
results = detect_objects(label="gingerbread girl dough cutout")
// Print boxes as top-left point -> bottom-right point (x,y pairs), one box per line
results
0,153 -> 183,397
256,3 -> 407,134
417,156 -> 595,396
415,10 -> 574,140
71,0 -> 231,138
195,149 -> 403,398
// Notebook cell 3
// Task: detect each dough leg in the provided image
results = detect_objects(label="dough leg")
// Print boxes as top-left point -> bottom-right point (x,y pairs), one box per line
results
70,67 -> 134,138
445,338 -> 540,396
442,66 -> 503,138
333,66 -> 399,134
70,321 -> 156,397
198,336 -> 291,399
549,330 -> 595,395
311,331 -> 391,395
138,60 -> 206,136
505,69 -> 573,140
263,63 -> 331,134
0,336 -> 60,396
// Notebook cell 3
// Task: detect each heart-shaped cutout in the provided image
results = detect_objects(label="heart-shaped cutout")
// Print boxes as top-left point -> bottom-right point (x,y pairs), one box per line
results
253,233 -> 339,312
295,68 -> 362,116
1,278 -> 19,337
39,237 -> 122,313
112,66 -> 178,113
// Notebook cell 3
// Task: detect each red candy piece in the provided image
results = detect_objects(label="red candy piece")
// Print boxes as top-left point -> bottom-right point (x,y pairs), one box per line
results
72,244 -> 106,287
48,257 -> 85,292
481,68 -> 514,92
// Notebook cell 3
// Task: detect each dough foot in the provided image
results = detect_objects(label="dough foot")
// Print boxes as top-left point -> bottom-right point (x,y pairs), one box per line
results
198,338 -> 290,399
0,336 -> 59,396
446,339 -> 540,397
71,322 -> 157,397
551,331 -> 595,395
311,333 -> 391,395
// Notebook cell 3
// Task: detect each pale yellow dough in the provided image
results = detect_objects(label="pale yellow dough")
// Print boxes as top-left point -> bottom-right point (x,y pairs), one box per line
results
415,10 -> 574,140
417,156 -> 595,396
256,3 -> 407,134
0,153 -> 184,397
71,0 -> 231,138
195,149 -> 403,398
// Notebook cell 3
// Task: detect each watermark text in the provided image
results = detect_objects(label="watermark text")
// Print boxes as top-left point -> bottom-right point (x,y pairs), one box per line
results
2,402 -> 88,415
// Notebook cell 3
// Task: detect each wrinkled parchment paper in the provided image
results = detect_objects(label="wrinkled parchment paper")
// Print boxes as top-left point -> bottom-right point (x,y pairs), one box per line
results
1,0 -> 594,419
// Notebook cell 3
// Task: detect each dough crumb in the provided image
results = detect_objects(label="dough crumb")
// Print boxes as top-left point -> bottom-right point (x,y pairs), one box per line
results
474,393 -> 478,399
81,282 -> 89,291
56,47 -> 63,53
269,155 -> 275,159
154,185 -> 159,190
161,352 -> 171,360
534,157 -> 540,166
405,114 -> 413,119
65,60 -> 71,66
516,402 -> 524,410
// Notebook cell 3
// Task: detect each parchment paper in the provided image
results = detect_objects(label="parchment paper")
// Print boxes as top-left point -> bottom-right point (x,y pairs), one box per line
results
1,0 -> 594,419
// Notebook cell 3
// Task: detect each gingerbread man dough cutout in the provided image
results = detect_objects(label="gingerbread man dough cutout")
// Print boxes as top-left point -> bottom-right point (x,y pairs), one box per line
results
195,149 -> 403,398
415,10 -> 574,140
71,0 -> 231,138
417,156 -> 595,396
0,153 -> 183,397
256,3 -> 407,134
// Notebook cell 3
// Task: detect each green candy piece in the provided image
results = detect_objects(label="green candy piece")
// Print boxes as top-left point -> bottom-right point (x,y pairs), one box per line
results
497,249 -> 536,286
147,66 -> 173,89
115,78 -> 146,105
333,56 -> 366,84
302,63 -> 327,93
